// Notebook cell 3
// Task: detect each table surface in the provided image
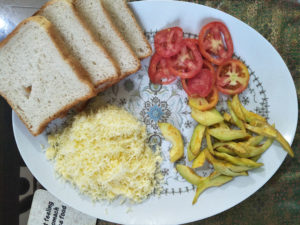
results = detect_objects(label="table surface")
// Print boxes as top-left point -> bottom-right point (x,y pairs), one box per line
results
0,0 -> 299,225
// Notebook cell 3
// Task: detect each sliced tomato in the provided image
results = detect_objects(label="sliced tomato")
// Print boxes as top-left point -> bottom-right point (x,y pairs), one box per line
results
185,38 -> 198,45
198,21 -> 234,65
184,40 -> 215,71
179,39 -> 216,83
181,69 -> 214,97
202,59 -> 214,73
189,87 -> 219,111
187,69 -> 214,97
181,79 -> 193,97
203,59 -> 216,84
168,39 -> 203,79
216,59 -> 250,95
148,53 -> 177,85
154,27 -> 184,57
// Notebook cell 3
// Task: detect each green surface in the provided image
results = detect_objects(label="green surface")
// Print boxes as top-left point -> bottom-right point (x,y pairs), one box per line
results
99,0 -> 300,224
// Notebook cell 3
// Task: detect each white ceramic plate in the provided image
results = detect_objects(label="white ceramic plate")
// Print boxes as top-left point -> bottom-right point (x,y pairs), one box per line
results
13,1 -> 298,224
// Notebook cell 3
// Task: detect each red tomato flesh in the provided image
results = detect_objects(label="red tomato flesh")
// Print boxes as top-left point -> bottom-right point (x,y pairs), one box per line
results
154,27 -> 184,58
199,21 -> 234,65
202,59 -> 216,84
168,39 -> 203,79
182,69 -> 214,98
184,40 -> 216,84
187,69 -> 214,97
148,53 -> 177,85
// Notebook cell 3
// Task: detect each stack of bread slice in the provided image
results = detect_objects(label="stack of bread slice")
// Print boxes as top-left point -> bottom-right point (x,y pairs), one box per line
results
0,0 -> 152,136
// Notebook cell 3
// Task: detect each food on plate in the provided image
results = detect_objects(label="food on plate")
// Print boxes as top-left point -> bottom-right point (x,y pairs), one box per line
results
37,0 -> 120,88
175,94 -> 294,204
204,149 -> 250,176
183,69 -> 214,97
158,123 -> 184,162
273,131 -> 294,157
244,122 -> 277,138
202,60 -> 216,83
241,107 -> 267,123
192,172 -> 232,204
149,21 -> 251,116
188,124 -> 206,157
198,21 -> 233,65
250,154 -> 262,162
183,41 -> 216,85
231,138 -> 274,158
216,59 -> 250,95
212,151 -> 263,168
231,94 -> 246,121
167,39 -> 203,79
188,87 -> 219,111
246,135 -> 265,146
208,127 -> 250,141
191,108 -> 224,126
181,68 -> 214,98
74,0 -> 141,80
0,16 -> 95,136
154,27 -> 183,57
213,138 -> 274,158
227,99 -> 245,131
148,53 -> 177,84
46,102 -> 162,202
176,164 -> 206,185
216,121 -> 230,129
3,1 -> 294,210
192,150 -> 206,168
232,94 -> 267,123
213,142 -> 239,155
205,129 -> 214,154
187,145 -> 197,161
101,0 -> 152,59
231,95 -> 293,156
223,112 -> 233,122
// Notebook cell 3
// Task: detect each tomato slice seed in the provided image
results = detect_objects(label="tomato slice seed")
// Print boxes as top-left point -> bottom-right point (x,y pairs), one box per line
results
216,59 -> 250,95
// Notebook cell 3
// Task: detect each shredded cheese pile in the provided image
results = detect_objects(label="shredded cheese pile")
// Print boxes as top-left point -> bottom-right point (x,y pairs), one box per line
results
46,104 -> 162,203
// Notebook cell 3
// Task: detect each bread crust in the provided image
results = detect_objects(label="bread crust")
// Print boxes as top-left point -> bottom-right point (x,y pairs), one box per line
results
96,58 -> 141,94
94,0 -> 141,77
80,0 -> 143,94
125,0 -> 152,59
102,0 -> 152,60
36,0 -> 121,87
95,62 -> 141,94
0,16 -> 96,136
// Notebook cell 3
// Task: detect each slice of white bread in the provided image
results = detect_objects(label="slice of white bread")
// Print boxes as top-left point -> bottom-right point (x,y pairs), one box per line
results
37,0 -> 120,88
0,16 -> 95,136
101,0 -> 152,59
74,0 -> 141,81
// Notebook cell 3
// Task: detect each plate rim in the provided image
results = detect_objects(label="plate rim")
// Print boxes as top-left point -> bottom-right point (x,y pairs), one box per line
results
12,1 -> 298,224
